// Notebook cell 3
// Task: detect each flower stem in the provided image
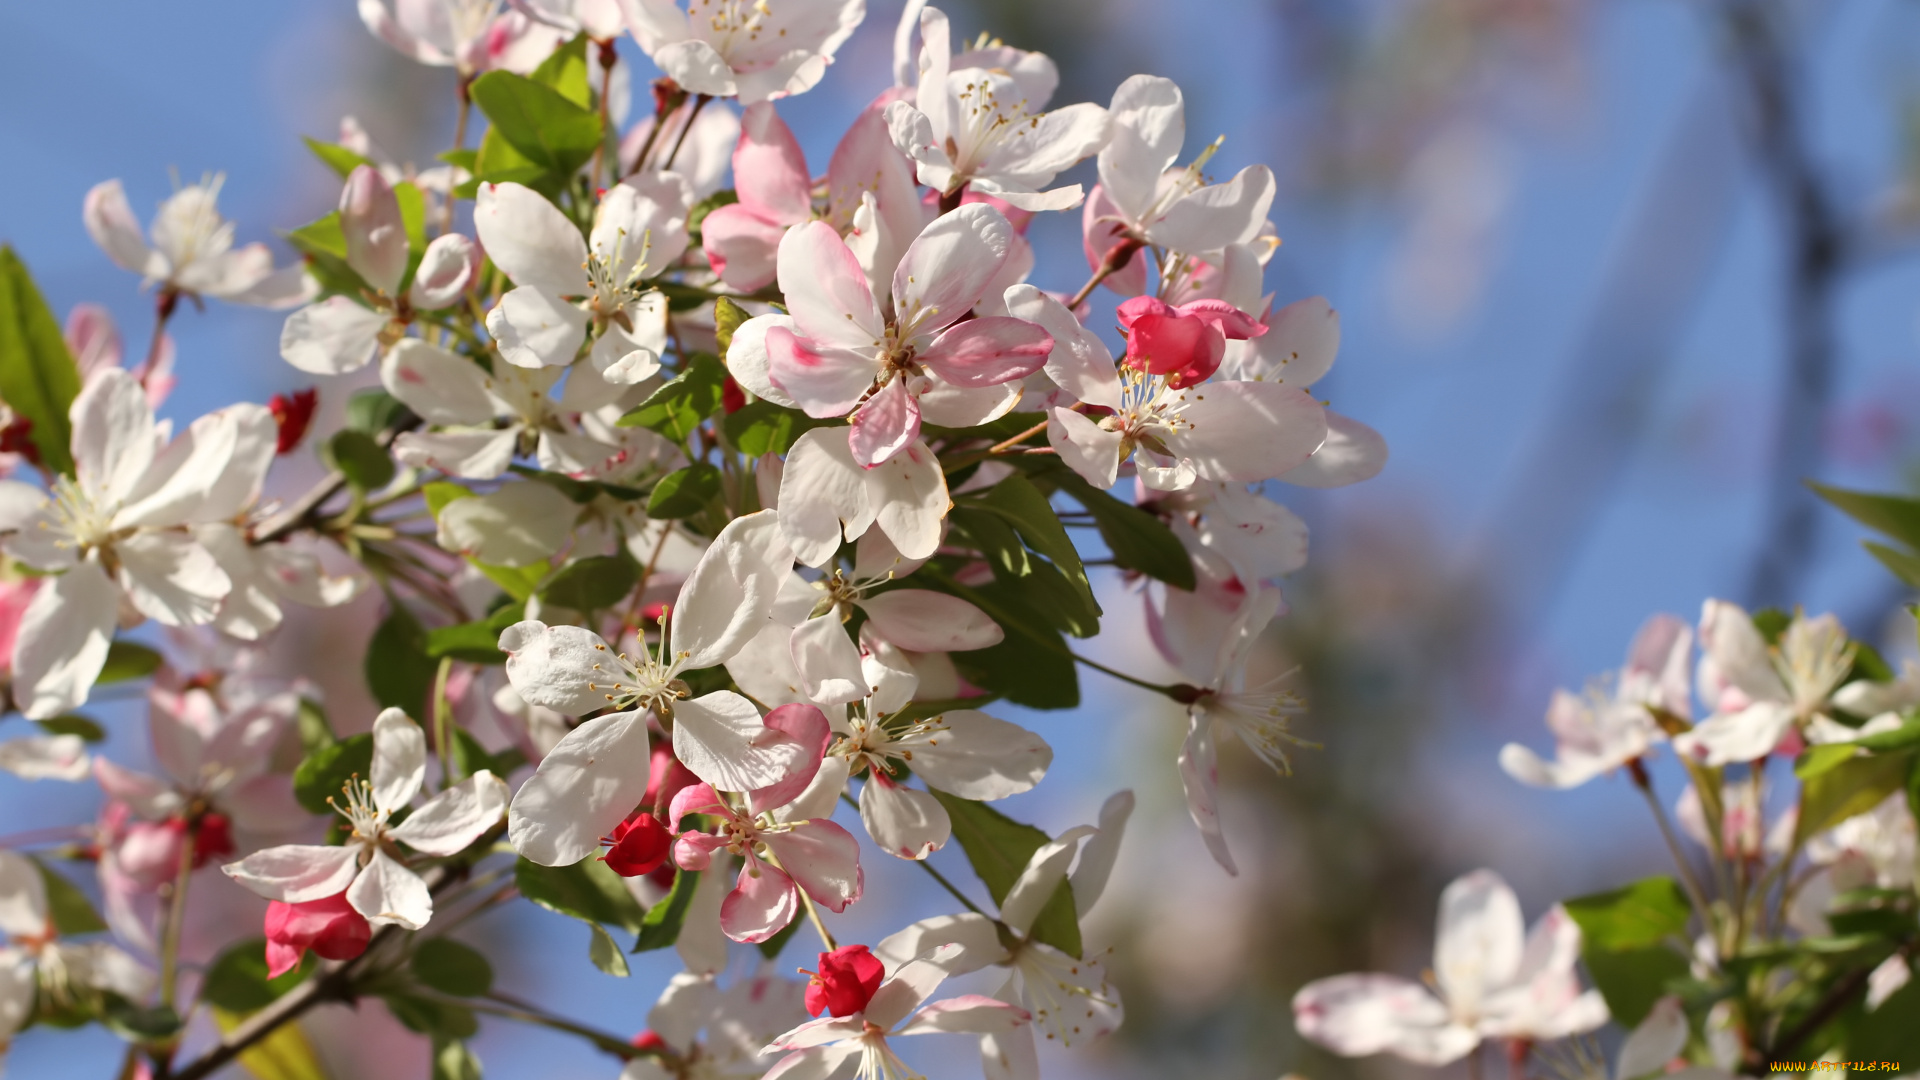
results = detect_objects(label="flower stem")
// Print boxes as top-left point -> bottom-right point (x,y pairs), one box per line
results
662,94 -> 711,172
1628,760 -> 1715,934
440,78 -> 471,237
158,822 -> 197,1009
797,884 -> 837,951
433,656 -> 456,790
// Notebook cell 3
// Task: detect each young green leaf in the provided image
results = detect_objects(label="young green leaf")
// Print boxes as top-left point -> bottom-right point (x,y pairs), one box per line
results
293,733 -> 374,815
722,399 -> 827,457
514,856 -> 647,936
647,463 -> 722,519
757,915 -> 804,961
202,939 -> 313,1013
529,33 -> 591,106
365,604 -> 436,714
1810,482 -> 1920,553
424,604 -> 525,664
34,714 -> 105,742
384,994 -> 479,1039
713,296 -> 749,355
1049,470 -> 1197,590
96,640 -> 164,685
0,247 -> 81,475
618,353 -> 727,440
324,429 -> 397,491
968,474 -> 1098,616
1561,876 -> 1691,1026
538,555 -> 637,613
33,857 -> 107,935
411,939 -> 495,997
634,867 -> 701,952
347,388 -> 411,434
588,922 -> 631,977
432,1038 -> 484,1080
469,71 -> 603,178
1797,750 -> 1913,843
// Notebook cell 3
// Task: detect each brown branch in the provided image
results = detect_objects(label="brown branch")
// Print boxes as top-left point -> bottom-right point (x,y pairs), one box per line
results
251,416 -> 420,545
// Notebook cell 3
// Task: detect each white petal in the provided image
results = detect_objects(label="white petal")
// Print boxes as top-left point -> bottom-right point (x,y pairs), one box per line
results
115,531 -> 229,627
672,691 -> 804,793
396,428 -> 520,481
858,774 -> 949,861
1069,789 -> 1134,918
221,844 -> 363,903
1164,381 -> 1329,485
892,203 -> 1012,341
83,179 -> 157,276
370,707 -> 427,812
1047,407 -> 1122,489
874,912 -> 1006,975
779,427 -> 876,567
998,826 -> 1097,937
380,339 -> 497,425
903,710 -> 1050,801
408,233 -> 479,310
500,621 -> 619,715
1177,712 -> 1236,874
1616,996 -> 1688,1080
347,849 -> 433,929
1002,284 -> 1120,409
1278,411 -> 1387,489
12,561 -> 117,719
671,508 -> 793,670
279,297 -> 387,375
790,616 -> 867,705
1151,164 -> 1275,255
1292,973 -> 1477,1066
865,948 -> 959,1031
71,368 -> 156,503
895,995 -> 1031,1037
724,314 -> 803,409
860,590 -> 1001,652
474,182 -> 589,295
865,438 -> 948,560
1672,702 -> 1798,766
436,481 -> 577,565
488,286 -> 591,368
393,770 -> 509,856
508,710 -> 652,866
1098,75 -> 1184,223
1433,869 -> 1525,1015
0,735 -> 91,782
0,851 -> 49,939
0,950 -> 31,1041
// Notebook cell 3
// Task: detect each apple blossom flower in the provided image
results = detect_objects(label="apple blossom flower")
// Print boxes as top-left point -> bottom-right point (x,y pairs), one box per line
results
281,166 -> 481,375
743,206 -> 1052,467
501,510 -> 810,865
83,176 -> 311,309
1790,792 -> 1915,938
358,0 -> 555,76
885,6 -> 1110,211
1292,869 -> 1608,1065
474,177 -> 688,376
1145,481 -> 1309,586
761,942 -> 1032,1080
1005,286 -> 1328,492
617,0 -> 865,104
875,791 -> 1133,1076
1499,613 -> 1692,789
667,774 -> 864,943
1674,601 -> 1858,765
0,372 -> 277,718
621,965 -> 810,1080
1675,776 -> 1791,864
1215,295 -> 1388,489
263,892 -> 373,979
223,708 -> 509,930
1084,75 -> 1275,283
0,851 -> 153,1043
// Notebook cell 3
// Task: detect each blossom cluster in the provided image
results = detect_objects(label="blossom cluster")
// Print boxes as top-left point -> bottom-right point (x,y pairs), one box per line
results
0,0 -> 1384,1076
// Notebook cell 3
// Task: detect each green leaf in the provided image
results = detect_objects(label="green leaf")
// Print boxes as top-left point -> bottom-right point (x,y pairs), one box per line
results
757,916 -> 804,961
1865,541 -> 1920,588
634,867 -> 700,952
1562,876 -> 1692,1026
647,463 -> 722,519
385,993 -> 479,1039
324,429 -> 396,491
297,697 -> 335,755
538,554 -> 637,613
284,212 -> 367,297
950,508 -> 1030,579
366,604 -> 437,714
619,353 -> 727,440
0,247 -> 81,475
1050,471 -> 1196,590
425,603 -> 524,664
469,560 -> 549,603
433,1038 -> 484,1080
969,474 -> 1098,617
529,32 -> 591,106
1797,749 -> 1913,843
469,127 -> 550,195
302,137 -> 373,178
514,857 -> 646,936
32,857 -> 106,935
347,388 -> 411,434
933,571 -> 1080,708
1017,558 -> 1102,638
1811,482 -> 1920,552
722,399 -> 828,457
101,999 -> 185,1044
33,715 -> 104,742
424,481 -> 474,518
587,922 -> 631,977
1854,716 -> 1920,752
451,728 -> 524,781
469,70 -> 603,178
96,640 -> 163,685
412,939 -> 494,997
930,793 -> 1081,957
293,732 -> 373,815
202,939 -> 312,1013
713,296 -> 749,355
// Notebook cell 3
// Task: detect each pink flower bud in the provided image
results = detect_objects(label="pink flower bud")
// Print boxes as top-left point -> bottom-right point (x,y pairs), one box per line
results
803,944 -> 885,1018
264,892 -> 372,978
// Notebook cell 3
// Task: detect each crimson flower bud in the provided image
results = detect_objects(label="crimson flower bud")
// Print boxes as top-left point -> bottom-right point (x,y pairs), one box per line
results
264,892 -> 371,978
268,388 -> 318,454
602,812 -> 671,877
803,944 -> 885,1018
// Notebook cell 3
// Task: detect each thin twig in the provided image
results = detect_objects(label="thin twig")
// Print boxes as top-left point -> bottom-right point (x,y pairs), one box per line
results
251,416 -> 420,545
662,94 -> 712,172
157,825 -> 197,1009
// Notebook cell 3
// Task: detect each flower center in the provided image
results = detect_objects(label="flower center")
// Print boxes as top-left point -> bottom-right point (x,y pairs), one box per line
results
584,227 -> 655,325
949,75 -> 1040,177
585,617 -> 690,714
46,475 -> 121,557
330,776 -> 391,844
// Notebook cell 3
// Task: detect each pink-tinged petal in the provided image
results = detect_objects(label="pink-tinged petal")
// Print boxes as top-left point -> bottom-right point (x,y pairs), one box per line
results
1672,701 -> 1798,767
765,327 -> 878,419
763,818 -> 863,912
1696,599 -> 1790,706
848,377 -> 920,467
673,691 -> 806,793
913,381 -> 1020,429
1164,381 -> 1329,484
791,615 -> 867,706
734,102 -> 813,223
507,710 -> 651,866
747,703 -> 834,816
725,314 -> 803,409
896,995 -> 1031,1037
1433,869 -> 1525,1015
777,221 -> 886,349
279,297 -> 387,375
12,563 -> 118,720
1081,185 -> 1147,297
407,233 -> 479,310
668,782 -> 730,833
827,101 -> 923,244
222,844 -> 363,903
379,338 -> 496,425
1001,284 -> 1120,409
356,0 -> 454,64
94,759 -> 175,818
892,204 -> 1014,341
859,772 -> 949,861
1098,75 -> 1185,223
1177,713 -> 1236,874
1291,973 -> 1477,1066
1252,296 -> 1339,387
1125,312 -> 1223,388
865,439 -> 949,560
761,1046 -> 863,1080
900,710 -> 1049,802
1114,295 -> 1174,329
778,428 -> 877,568
917,318 -> 1051,389
720,856 -> 799,942
1046,407 -> 1122,489
1278,411 -> 1386,489
865,947 -> 961,1030
1175,299 -> 1266,341
1152,164 -> 1276,254
701,204 -> 786,293
672,830 -> 729,872
82,180 -> 156,277
346,848 -> 432,929
391,771 -> 508,856
767,1015 -> 867,1052
474,182 -> 588,294
340,166 -> 408,295
859,590 -> 1001,653
0,735 -> 90,783
487,285 -> 591,368
395,429 -> 519,481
